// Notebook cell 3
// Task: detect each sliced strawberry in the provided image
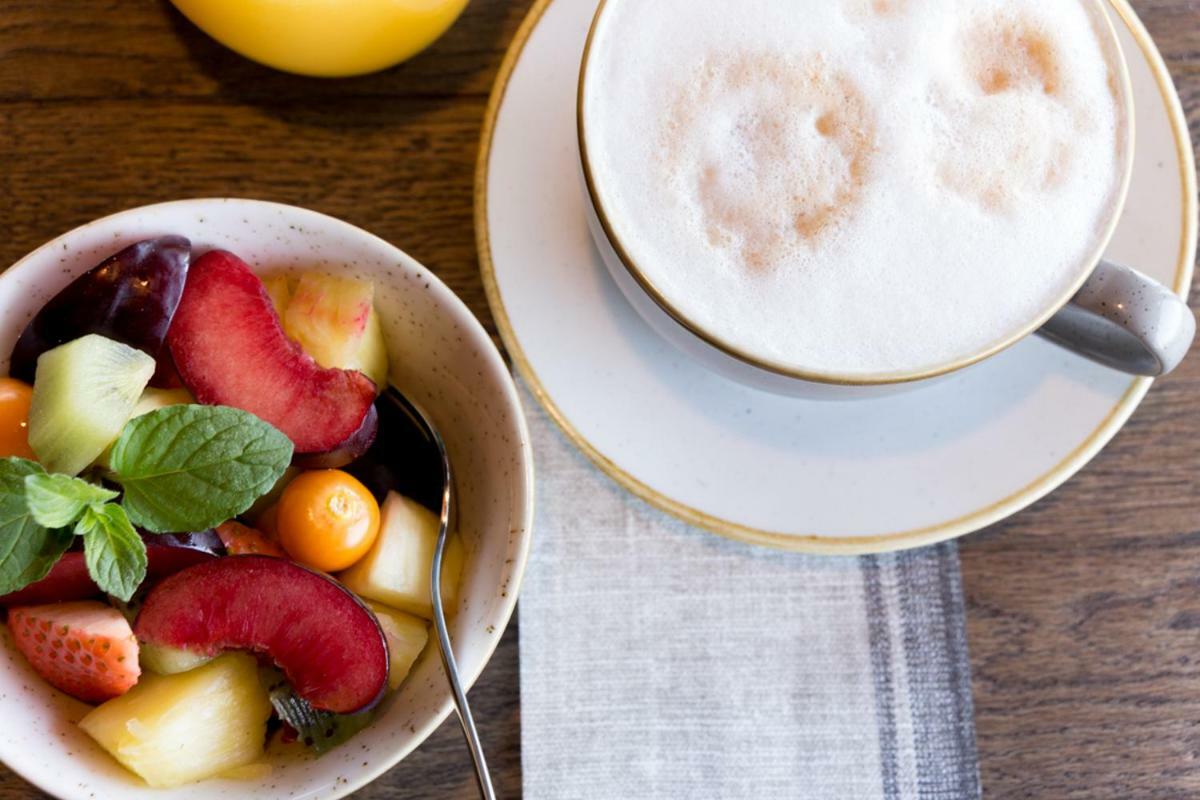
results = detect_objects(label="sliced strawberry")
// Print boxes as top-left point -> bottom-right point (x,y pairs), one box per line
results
8,601 -> 140,703
166,251 -> 376,454
216,521 -> 285,557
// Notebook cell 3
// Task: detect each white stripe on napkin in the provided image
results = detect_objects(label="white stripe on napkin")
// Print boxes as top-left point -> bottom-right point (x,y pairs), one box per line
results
518,385 -> 980,800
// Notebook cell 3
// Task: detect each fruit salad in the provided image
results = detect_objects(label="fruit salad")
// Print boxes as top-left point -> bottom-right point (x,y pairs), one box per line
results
0,238 -> 463,788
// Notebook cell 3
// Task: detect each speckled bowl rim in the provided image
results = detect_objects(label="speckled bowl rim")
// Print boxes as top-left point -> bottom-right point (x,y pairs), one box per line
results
0,198 -> 535,800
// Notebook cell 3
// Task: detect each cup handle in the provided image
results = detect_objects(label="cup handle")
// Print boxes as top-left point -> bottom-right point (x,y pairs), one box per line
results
1036,259 -> 1195,376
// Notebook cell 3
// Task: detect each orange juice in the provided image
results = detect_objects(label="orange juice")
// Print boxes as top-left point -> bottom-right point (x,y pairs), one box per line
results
170,0 -> 470,77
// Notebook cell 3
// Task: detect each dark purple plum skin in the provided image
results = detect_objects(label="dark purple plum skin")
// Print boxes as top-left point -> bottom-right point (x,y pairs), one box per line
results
145,529 -> 225,559
292,403 -> 379,470
9,236 -> 191,383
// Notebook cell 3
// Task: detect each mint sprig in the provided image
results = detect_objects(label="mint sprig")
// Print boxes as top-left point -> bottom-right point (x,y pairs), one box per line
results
0,459 -> 73,596
78,504 -> 145,603
7,461 -> 144,601
0,404 -> 294,601
109,404 -> 293,533
24,473 -> 118,528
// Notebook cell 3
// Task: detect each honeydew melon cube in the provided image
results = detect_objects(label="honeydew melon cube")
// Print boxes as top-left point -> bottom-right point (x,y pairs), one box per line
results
29,334 -> 155,475
338,491 -> 463,619
366,601 -> 430,689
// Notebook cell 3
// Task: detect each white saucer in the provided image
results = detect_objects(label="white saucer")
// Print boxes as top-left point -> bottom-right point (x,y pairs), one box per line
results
477,0 -> 1198,554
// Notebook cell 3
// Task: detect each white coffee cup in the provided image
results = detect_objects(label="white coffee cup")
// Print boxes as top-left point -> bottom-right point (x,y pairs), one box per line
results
577,0 -> 1194,398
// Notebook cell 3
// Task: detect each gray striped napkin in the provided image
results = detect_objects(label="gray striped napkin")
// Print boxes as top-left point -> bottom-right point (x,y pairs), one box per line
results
518,386 -> 980,799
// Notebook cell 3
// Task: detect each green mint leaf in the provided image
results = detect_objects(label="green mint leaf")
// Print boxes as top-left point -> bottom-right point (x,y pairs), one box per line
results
78,503 -> 146,603
0,458 -> 73,596
24,473 -> 118,529
109,404 -> 294,533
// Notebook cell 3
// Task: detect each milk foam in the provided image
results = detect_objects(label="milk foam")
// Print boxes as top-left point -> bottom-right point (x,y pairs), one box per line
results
581,0 -> 1128,377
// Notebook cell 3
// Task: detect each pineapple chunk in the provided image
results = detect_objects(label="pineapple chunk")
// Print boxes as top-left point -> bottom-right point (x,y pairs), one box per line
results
281,273 -> 389,392
339,491 -> 463,619
130,387 -> 194,417
79,652 -> 271,788
367,601 -> 430,689
262,274 -> 293,320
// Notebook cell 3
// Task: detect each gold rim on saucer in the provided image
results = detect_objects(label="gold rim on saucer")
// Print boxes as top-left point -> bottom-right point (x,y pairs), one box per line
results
474,0 -> 1197,554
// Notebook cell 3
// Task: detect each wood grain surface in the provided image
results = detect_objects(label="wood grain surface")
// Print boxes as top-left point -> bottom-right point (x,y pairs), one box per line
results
0,1 -> 1197,797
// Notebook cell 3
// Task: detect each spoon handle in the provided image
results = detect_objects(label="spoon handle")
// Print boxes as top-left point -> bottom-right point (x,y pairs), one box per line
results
431,473 -> 496,799
388,385 -> 497,799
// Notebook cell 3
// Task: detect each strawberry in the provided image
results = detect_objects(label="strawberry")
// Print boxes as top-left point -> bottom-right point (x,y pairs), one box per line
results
8,601 -> 140,703
216,520 -> 285,557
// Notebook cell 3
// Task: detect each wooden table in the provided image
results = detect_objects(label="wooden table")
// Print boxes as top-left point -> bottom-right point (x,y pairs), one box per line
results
0,1 -> 1196,797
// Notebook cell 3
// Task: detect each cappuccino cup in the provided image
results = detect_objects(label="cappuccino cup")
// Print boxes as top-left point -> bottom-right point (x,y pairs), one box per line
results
578,0 -> 1194,397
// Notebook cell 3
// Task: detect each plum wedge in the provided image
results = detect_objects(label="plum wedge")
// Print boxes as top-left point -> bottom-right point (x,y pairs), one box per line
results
10,236 -> 190,383
134,556 -> 389,713
293,403 -> 378,469
167,251 -> 376,454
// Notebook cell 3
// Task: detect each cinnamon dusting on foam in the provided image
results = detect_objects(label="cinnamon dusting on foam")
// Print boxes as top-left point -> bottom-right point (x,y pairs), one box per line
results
664,54 -> 874,268
937,11 -> 1094,213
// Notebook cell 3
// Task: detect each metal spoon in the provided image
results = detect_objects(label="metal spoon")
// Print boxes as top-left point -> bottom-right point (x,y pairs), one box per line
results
383,386 -> 496,800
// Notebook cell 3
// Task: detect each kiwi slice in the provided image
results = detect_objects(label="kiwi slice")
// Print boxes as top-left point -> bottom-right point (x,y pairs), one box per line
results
28,334 -> 156,475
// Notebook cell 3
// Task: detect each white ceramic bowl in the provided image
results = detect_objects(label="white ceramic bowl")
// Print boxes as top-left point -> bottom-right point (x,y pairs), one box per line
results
0,199 -> 534,799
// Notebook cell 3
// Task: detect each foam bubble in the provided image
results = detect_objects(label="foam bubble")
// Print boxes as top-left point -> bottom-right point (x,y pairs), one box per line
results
582,0 -> 1127,377
844,0 -> 909,19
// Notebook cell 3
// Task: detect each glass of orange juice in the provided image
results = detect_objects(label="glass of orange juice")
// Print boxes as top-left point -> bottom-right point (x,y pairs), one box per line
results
170,0 -> 470,77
